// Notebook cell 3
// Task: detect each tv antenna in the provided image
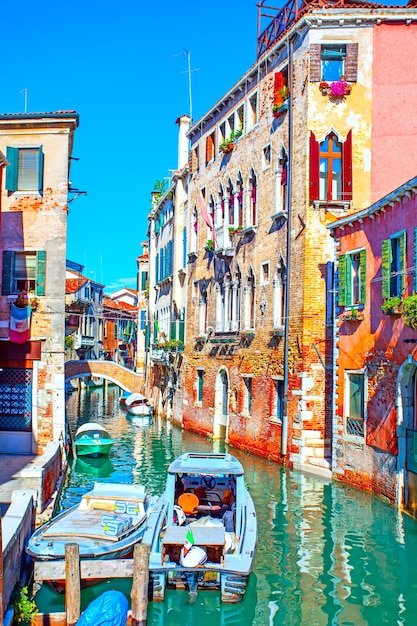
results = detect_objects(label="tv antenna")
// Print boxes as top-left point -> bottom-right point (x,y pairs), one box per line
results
19,88 -> 28,113
172,50 -> 199,122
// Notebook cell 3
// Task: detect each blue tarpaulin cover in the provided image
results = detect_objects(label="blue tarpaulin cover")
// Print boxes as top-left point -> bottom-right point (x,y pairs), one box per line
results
76,590 -> 128,626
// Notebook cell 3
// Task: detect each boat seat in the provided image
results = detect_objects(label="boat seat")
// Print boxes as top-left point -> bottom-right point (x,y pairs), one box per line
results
178,492 -> 199,515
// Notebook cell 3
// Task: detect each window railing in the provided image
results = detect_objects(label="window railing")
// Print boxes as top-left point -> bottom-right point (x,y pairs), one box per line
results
346,416 -> 364,437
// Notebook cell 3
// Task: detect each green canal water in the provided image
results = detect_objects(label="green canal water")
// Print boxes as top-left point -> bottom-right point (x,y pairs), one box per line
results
36,385 -> 417,625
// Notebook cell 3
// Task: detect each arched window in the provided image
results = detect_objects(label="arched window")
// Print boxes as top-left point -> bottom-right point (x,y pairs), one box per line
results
273,260 -> 286,328
209,195 -> 215,235
277,150 -> 288,213
191,207 -> 198,252
226,179 -> 234,226
244,267 -> 256,330
231,266 -> 241,332
216,184 -> 224,228
310,130 -> 352,202
236,173 -> 244,228
248,169 -> 257,226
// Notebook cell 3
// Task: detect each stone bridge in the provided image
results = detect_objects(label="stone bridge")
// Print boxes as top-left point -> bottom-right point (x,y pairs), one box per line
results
65,360 -> 144,393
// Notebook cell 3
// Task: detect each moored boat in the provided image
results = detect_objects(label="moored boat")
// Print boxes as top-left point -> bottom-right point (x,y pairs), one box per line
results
26,482 -> 156,562
74,422 -> 114,458
142,452 -> 257,603
125,392 -> 153,417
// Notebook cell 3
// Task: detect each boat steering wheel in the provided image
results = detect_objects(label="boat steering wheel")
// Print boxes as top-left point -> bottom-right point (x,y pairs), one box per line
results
202,475 -> 216,489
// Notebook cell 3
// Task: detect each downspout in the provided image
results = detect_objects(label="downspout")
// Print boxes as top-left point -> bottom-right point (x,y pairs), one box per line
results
281,35 -> 294,458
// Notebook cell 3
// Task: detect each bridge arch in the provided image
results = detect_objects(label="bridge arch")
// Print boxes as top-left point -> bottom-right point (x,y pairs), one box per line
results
65,360 -> 143,394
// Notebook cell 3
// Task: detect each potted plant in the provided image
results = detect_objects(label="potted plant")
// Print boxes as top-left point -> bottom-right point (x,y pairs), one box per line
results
14,291 -> 30,308
402,294 -> 417,329
272,86 -> 289,116
381,296 -> 402,315
328,78 -> 351,100
206,239 -> 215,251
319,80 -> 330,95
341,308 -> 364,321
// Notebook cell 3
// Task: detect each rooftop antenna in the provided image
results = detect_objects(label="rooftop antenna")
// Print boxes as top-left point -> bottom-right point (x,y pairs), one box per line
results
19,88 -> 28,113
172,50 -> 199,122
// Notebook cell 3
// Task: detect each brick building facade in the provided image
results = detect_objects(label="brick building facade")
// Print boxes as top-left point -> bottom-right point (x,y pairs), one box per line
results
0,111 -> 79,453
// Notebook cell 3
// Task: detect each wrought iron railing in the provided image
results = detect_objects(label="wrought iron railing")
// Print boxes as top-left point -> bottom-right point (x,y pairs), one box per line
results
346,416 -> 364,437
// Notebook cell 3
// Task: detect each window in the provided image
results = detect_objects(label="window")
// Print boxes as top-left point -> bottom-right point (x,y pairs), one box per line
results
218,123 -> 226,150
310,43 -> 358,83
197,369 -> 204,403
273,378 -> 284,422
244,267 -> 256,330
338,249 -> 366,307
139,309 -> 146,330
206,131 -> 216,165
261,262 -> 270,285
345,371 -> 365,437
382,232 -> 406,299
6,146 -> 44,193
310,131 -> 352,202
247,92 -> 258,129
192,146 -> 200,173
262,144 -> 271,170
242,376 -> 252,415
273,262 -> 286,328
2,251 -> 46,296
248,170 -> 257,227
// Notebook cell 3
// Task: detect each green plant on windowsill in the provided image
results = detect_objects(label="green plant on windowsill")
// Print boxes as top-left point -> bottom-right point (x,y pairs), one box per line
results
206,239 -> 215,251
402,294 -> 417,329
381,296 -> 402,315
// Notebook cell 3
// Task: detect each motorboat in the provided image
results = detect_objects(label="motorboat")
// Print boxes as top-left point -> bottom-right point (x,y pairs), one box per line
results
125,392 -> 153,418
119,391 -> 131,407
142,452 -> 257,603
74,422 -> 114,458
26,482 -> 157,562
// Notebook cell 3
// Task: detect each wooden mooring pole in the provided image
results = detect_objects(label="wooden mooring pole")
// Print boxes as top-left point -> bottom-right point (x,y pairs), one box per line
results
131,543 -> 150,626
65,544 -> 81,626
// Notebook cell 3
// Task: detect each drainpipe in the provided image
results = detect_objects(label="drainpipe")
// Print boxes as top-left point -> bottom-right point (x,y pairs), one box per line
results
281,35 -> 294,458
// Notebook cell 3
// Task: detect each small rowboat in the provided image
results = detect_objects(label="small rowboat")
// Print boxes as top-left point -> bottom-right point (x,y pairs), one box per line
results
74,422 -> 114,458
26,482 -> 157,562
125,393 -> 153,418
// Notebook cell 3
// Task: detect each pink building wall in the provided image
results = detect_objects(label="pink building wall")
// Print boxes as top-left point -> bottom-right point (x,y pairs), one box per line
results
371,24 -> 417,200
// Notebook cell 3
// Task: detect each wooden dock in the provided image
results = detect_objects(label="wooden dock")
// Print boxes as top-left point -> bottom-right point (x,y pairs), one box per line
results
33,543 -> 150,626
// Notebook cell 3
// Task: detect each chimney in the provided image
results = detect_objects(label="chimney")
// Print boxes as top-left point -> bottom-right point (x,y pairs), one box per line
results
176,114 -> 191,170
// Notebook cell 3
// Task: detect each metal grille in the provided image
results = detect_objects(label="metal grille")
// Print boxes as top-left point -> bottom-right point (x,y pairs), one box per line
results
0,368 -> 32,431
346,416 -> 364,437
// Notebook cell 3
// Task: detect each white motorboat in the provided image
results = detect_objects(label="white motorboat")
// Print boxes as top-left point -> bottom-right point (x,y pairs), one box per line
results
125,392 -> 153,418
142,452 -> 257,603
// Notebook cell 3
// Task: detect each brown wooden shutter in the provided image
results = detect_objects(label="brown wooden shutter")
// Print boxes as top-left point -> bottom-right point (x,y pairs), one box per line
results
310,44 -> 322,82
309,132 -> 320,201
345,43 -> 358,82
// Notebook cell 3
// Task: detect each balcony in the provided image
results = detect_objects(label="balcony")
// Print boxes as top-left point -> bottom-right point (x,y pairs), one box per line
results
214,226 -> 235,257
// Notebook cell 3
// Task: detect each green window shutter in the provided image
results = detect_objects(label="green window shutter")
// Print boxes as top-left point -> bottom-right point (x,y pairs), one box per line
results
399,231 -> 406,295
360,249 -> 366,304
36,250 -> 46,296
37,146 -> 44,193
179,319 -> 185,343
170,321 -> 176,341
338,254 -> 347,306
2,251 -> 15,295
5,147 -> 18,192
345,254 -> 352,306
381,239 -> 391,299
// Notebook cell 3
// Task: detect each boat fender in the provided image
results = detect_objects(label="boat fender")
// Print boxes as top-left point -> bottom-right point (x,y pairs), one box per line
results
173,505 -> 186,526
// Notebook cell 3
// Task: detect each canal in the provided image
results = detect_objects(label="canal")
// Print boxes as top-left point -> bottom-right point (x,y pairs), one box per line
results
36,385 -> 417,625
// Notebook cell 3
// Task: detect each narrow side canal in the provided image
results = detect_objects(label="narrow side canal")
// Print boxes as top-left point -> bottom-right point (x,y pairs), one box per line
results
36,385 -> 417,625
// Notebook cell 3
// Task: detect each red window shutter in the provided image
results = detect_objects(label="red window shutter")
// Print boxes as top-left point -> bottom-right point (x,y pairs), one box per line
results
310,44 -> 321,82
309,132 -> 319,201
345,44 -> 358,82
343,130 -> 352,201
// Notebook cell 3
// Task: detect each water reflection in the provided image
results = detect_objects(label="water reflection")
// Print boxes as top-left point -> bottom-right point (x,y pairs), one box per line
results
40,386 -> 417,624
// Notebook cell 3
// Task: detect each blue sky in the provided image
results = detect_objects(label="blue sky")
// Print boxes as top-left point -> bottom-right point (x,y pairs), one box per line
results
1,0 -> 259,291
2,0 -> 405,292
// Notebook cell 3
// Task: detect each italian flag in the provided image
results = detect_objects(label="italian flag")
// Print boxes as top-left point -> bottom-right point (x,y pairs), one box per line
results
183,527 -> 195,556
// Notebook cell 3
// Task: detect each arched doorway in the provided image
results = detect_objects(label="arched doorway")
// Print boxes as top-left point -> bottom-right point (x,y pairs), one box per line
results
214,368 -> 229,441
398,356 -> 417,514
